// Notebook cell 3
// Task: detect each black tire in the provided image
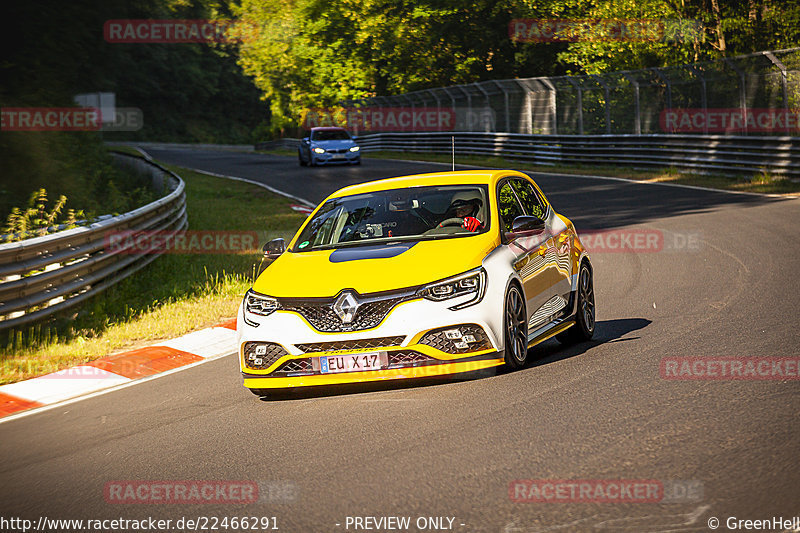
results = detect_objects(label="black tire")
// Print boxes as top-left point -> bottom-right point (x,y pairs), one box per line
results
557,263 -> 596,344
503,284 -> 529,369
249,388 -> 269,398
353,158 -> 361,165
298,150 -> 307,166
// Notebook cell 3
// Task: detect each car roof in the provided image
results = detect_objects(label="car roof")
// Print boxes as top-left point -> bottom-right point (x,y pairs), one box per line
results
328,170 -> 531,198
310,126 -> 347,131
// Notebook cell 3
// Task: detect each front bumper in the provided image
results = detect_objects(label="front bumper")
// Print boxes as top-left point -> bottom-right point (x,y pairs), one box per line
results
237,292 -> 506,389
242,357 -> 503,389
313,151 -> 360,164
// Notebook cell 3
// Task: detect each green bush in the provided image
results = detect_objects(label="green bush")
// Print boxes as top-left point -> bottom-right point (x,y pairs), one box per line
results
0,132 -> 158,224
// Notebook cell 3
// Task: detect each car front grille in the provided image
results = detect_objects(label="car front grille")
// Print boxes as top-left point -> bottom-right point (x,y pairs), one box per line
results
295,336 -> 406,353
243,342 -> 288,370
387,350 -> 436,368
282,299 -> 403,332
418,324 -> 493,354
273,358 -> 313,374
277,288 -> 418,333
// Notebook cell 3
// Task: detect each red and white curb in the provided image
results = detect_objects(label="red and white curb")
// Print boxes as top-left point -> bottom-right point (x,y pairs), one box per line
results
0,318 -> 237,420
290,204 -> 313,215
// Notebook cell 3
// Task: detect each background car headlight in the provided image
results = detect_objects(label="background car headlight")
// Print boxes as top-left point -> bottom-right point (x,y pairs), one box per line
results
349,146 -> 360,152
418,268 -> 487,309
313,147 -> 325,154
243,290 -> 279,326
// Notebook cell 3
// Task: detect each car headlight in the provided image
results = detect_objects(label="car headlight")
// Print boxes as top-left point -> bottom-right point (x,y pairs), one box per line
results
243,289 -> 279,327
313,147 -> 325,154
418,268 -> 487,310
349,146 -> 360,152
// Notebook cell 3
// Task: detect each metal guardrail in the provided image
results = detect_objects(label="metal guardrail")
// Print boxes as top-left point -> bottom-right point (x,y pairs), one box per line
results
355,132 -> 800,178
254,138 -> 301,151
106,141 -> 255,152
0,153 -> 188,331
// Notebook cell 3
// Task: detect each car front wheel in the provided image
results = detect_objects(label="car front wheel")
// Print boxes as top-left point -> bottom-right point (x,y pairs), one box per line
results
503,284 -> 529,369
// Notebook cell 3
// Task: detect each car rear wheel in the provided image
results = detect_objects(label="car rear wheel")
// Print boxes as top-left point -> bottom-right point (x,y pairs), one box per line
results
557,263 -> 595,344
503,284 -> 529,369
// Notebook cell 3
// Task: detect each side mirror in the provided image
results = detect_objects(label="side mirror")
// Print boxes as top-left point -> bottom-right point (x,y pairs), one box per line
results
510,215 -> 545,237
302,137 -> 310,143
262,238 -> 286,259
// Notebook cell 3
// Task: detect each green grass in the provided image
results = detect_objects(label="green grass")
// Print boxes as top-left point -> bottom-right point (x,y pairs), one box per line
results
363,150 -> 800,195
255,148 -> 297,157
0,166 -> 307,384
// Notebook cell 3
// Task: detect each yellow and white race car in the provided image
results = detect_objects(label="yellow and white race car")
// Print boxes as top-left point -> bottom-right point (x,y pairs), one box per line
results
237,170 -> 594,396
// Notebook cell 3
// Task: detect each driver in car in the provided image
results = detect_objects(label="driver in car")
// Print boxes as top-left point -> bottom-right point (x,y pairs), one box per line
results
437,191 -> 483,232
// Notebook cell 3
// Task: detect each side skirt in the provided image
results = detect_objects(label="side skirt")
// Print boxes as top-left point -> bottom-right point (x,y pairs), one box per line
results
527,319 -> 576,348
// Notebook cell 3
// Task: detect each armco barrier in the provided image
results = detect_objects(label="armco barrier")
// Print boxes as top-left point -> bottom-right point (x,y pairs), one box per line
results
353,132 -> 800,178
106,141 -> 254,152
254,138 -> 301,151
0,152 -> 187,331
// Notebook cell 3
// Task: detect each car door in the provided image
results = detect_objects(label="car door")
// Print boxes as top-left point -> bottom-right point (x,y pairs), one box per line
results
497,178 -> 559,334
509,178 -> 573,329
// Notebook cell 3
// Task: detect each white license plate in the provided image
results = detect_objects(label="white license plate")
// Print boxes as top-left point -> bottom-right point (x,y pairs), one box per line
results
332,154 -> 345,159
319,352 -> 384,373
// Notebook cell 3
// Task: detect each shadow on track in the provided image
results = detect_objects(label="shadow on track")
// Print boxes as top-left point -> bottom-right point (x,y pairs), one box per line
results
533,172 -> 787,230
524,317 -> 651,370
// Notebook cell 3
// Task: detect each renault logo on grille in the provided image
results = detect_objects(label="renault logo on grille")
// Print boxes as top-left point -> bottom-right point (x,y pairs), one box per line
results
333,291 -> 360,324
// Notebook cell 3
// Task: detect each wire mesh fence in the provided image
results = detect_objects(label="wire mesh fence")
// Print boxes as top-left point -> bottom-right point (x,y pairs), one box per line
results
337,48 -> 800,136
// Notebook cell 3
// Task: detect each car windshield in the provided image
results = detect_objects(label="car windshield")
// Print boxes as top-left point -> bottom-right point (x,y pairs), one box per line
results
292,185 -> 490,251
311,129 -> 351,141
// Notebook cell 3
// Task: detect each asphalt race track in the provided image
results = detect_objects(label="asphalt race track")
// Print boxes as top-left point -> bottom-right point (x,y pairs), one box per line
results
1,148 -> 798,532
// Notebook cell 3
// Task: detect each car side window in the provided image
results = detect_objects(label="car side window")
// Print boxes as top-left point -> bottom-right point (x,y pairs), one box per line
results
498,181 -> 525,234
510,179 -> 547,220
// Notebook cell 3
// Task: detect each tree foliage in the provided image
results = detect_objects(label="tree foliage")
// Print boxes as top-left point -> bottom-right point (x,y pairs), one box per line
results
233,0 -> 799,134
1,0 -> 268,220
